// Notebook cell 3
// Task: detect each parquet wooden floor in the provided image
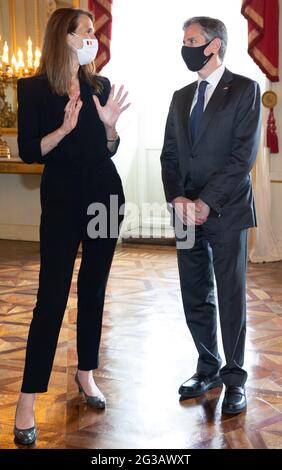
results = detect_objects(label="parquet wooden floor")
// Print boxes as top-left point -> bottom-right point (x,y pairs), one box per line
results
0,240 -> 281,449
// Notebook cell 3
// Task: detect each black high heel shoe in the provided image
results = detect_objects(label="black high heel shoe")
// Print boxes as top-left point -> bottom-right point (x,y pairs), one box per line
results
75,372 -> 106,409
14,425 -> 36,445
14,406 -> 36,445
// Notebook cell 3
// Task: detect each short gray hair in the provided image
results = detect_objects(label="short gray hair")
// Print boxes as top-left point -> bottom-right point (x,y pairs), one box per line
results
183,16 -> 228,61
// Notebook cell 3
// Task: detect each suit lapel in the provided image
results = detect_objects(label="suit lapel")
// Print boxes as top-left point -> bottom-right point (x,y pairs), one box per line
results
179,81 -> 197,147
193,68 -> 233,146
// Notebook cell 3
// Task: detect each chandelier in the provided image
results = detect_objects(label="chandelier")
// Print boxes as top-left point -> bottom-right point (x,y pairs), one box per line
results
0,37 -> 41,131
0,37 -> 41,82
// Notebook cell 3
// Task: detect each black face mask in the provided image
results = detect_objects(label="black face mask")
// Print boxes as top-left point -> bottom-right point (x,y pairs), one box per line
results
181,41 -> 214,72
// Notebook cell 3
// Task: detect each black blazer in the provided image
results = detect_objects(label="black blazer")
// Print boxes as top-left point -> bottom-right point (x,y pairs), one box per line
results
160,68 -> 261,231
17,71 -> 124,238
17,71 -> 119,170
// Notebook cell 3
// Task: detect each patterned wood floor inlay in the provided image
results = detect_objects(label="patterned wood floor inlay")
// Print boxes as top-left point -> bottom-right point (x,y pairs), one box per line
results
0,240 -> 282,449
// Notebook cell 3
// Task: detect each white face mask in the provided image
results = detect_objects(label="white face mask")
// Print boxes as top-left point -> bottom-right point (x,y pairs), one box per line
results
71,33 -> 99,65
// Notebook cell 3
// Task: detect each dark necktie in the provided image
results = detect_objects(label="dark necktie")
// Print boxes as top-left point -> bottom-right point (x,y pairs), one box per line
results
190,80 -> 209,142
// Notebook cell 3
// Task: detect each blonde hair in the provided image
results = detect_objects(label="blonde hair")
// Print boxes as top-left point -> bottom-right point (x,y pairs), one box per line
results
36,8 -> 102,95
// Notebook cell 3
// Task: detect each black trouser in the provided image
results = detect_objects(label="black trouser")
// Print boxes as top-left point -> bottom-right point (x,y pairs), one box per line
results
176,225 -> 248,387
21,170 -> 124,393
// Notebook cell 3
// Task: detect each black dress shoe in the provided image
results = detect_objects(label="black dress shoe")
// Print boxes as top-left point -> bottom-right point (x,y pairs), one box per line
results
14,425 -> 36,445
179,373 -> 222,398
222,386 -> 246,415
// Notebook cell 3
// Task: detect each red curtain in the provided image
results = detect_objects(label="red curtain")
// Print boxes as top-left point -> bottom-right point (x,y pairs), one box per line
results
241,0 -> 279,82
88,0 -> 113,73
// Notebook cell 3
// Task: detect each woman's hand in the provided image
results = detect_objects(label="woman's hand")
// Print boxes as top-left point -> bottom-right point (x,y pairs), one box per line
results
93,85 -> 130,129
60,93 -> 83,136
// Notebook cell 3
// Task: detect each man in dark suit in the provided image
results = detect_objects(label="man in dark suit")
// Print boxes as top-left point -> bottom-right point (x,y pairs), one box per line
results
161,17 -> 261,414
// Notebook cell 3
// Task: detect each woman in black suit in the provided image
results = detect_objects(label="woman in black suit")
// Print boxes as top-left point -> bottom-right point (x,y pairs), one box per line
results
14,7 -> 129,445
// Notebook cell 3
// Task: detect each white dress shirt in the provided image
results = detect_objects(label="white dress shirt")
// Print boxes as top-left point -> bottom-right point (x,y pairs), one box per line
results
190,64 -> 226,113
